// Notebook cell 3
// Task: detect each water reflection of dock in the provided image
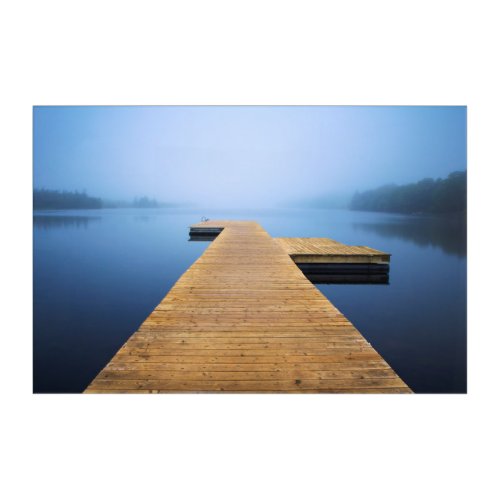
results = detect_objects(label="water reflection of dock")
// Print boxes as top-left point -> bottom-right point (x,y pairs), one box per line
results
85,220 -> 409,393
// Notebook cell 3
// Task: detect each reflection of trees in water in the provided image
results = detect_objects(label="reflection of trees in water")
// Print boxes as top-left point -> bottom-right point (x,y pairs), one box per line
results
134,215 -> 153,223
33,215 -> 101,230
353,214 -> 466,257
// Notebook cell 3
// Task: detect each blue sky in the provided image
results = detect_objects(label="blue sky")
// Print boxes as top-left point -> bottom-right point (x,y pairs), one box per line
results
33,106 -> 466,208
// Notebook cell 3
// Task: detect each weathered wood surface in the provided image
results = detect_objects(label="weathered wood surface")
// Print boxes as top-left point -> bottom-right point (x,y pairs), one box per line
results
85,221 -> 410,393
275,237 -> 390,264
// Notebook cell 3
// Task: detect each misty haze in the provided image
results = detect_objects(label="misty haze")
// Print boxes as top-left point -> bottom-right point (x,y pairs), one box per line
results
34,106 -> 465,209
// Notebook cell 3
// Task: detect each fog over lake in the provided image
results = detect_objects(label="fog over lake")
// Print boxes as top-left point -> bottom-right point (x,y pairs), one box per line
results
34,106 -> 466,209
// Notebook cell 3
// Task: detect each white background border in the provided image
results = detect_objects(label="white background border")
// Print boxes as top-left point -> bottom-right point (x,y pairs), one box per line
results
1,1 -> 498,499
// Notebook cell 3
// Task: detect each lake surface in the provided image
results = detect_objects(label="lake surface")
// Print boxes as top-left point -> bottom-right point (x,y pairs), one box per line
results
33,208 -> 467,393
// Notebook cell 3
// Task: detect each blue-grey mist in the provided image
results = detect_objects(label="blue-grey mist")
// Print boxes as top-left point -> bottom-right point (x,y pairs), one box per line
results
33,106 -> 466,209
33,208 -> 466,393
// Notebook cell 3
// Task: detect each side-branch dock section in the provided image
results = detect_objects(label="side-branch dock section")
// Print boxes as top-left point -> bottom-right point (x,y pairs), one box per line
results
85,221 -> 410,393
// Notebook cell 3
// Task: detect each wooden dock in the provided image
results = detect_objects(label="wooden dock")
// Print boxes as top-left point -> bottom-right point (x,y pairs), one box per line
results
85,221 -> 411,393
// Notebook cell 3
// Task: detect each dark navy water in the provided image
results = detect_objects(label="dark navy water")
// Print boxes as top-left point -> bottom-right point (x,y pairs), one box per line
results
33,208 -> 466,393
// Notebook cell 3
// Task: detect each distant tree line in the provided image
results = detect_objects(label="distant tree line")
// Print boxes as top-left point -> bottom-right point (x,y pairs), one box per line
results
132,196 -> 158,208
33,189 -> 102,209
350,171 -> 466,214
34,189 -> 169,210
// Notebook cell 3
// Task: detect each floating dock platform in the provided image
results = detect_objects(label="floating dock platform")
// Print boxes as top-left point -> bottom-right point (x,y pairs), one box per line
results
274,237 -> 391,284
85,220 -> 410,393
275,237 -> 390,264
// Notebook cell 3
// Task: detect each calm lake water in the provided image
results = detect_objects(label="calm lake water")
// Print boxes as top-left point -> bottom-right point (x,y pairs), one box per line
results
33,208 -> 467,393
